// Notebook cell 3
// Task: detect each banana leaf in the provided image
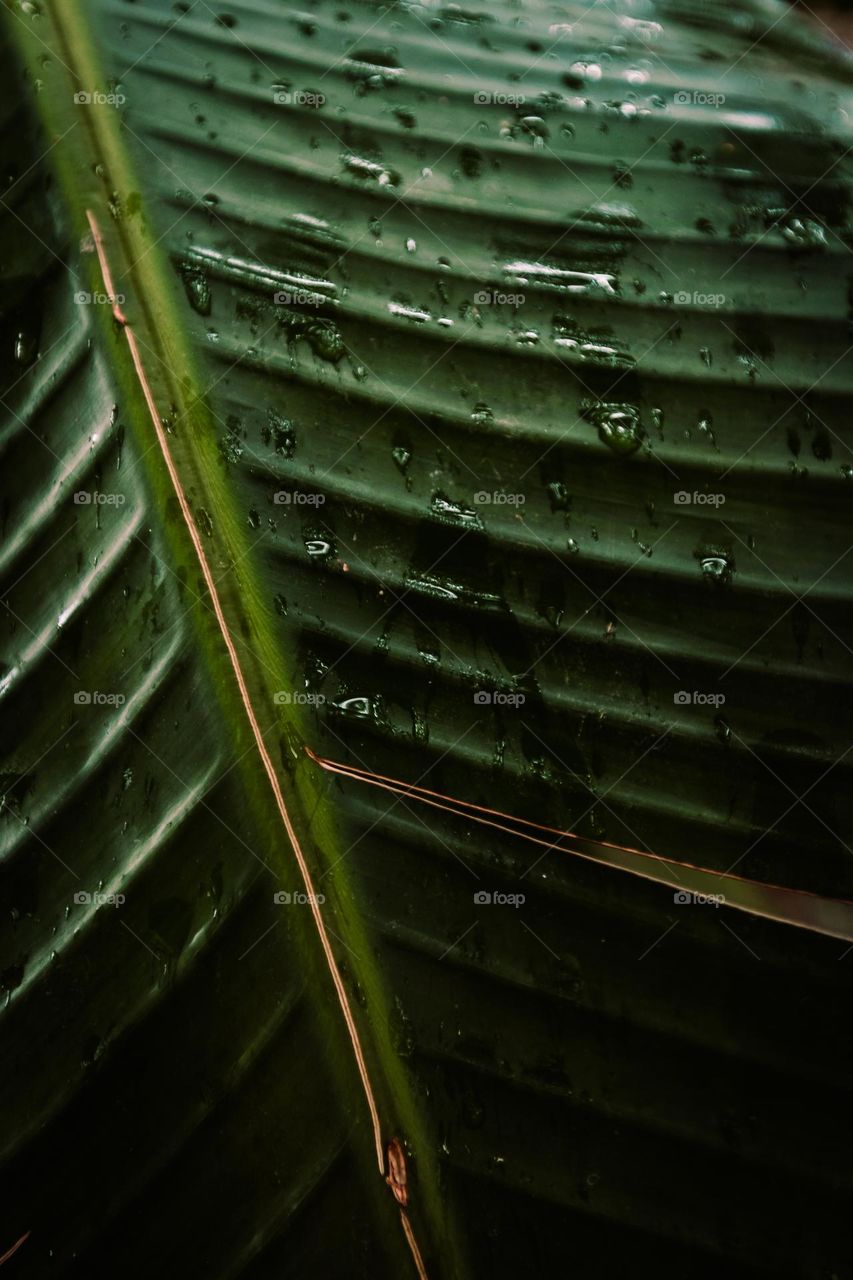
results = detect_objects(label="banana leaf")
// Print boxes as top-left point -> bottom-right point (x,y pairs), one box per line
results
1,1 -> 852,1276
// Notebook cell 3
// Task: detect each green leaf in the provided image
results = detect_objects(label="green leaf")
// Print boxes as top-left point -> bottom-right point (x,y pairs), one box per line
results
0,4 -> 455,1275
2,1 -> 852,1276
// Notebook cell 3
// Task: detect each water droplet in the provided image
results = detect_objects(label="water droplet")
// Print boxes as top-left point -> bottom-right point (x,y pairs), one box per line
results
343,154 -> 399,188
263,410 -> 296,458
584,402 -> 643,455
546,481 -> 572,513
470,402 -> 493,426
332,695 -> 372,719
392,444 -> 411,474
430,493 -> 482,529
698,549 -> 734,586
781,216 -> 827,249
518,115 -> 549,146
13,327 -> 38,366
218,420 -> 243,464
179,264 -> 211,316
305,537 -> 333,558
306,319 -> 345,362
570,60 -> 602,82
698,413 -> 716,448
417,640 -> 440,667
